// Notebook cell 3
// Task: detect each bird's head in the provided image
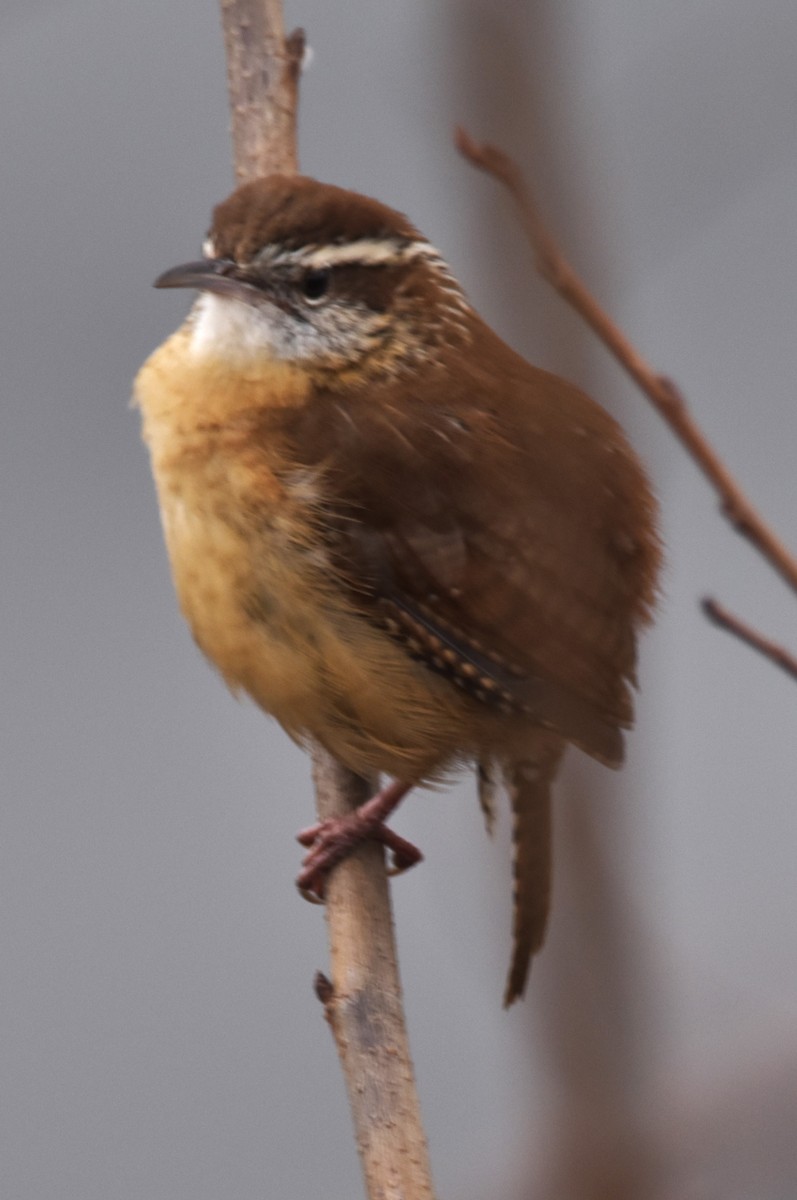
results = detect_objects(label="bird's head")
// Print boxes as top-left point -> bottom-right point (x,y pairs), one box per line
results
155,175 -> 470,384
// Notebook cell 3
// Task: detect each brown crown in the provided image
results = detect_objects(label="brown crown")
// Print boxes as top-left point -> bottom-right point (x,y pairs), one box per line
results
209,175 -> 424,264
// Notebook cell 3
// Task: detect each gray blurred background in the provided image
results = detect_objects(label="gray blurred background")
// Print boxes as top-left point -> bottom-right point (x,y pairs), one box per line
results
2,2 -> 797,1197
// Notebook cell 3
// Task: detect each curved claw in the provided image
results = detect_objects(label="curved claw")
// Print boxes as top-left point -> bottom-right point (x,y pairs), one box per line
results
295,779 -> 419,900
383,834 -> 423,876
296,822 -> 324,849
295,814 -> 422,900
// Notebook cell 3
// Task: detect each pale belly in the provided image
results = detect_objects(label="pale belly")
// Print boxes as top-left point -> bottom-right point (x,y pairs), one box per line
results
158,492 -> 471,781
134,327 -> 473,777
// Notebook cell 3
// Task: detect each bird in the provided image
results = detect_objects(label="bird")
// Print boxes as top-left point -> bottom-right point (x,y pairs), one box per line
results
134,173 -> 660,1005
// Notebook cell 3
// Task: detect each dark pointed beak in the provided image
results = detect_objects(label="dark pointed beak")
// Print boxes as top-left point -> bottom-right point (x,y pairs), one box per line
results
153,259 -> 260,301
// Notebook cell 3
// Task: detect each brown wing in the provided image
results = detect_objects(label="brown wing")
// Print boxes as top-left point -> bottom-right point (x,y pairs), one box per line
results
268,327 -> 659,764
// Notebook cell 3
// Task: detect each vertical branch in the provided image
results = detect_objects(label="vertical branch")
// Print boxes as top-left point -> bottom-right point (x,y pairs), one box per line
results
220,0 -> 303,180
217,4 -> 437,1197
312,751 -> 436,1200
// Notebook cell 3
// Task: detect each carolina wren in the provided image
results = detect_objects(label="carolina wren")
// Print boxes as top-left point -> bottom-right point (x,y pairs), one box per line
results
134,175 -> 659,1005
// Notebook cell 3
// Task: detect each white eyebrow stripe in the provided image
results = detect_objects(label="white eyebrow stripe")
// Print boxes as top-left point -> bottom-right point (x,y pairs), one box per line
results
289,238 -> 443,270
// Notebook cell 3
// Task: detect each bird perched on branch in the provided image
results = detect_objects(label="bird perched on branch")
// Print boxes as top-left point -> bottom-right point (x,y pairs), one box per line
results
135,174 -> 659,1004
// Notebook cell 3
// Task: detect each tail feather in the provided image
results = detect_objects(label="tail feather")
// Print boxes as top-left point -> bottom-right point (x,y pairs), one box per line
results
477,760 -> 498,836
502,739 -> 564,1006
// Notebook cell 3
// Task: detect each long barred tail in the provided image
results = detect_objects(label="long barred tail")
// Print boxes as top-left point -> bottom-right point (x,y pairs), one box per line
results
502,737 -> 564,1006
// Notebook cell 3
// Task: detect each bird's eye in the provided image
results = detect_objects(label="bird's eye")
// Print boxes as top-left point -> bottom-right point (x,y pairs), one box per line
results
300,269 -> 331,304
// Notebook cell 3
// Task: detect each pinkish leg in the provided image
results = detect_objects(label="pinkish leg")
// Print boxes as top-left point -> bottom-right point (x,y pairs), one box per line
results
296,778 -> 422,900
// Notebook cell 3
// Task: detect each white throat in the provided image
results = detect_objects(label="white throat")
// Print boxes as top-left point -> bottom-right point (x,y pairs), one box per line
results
190,293 -> 273,362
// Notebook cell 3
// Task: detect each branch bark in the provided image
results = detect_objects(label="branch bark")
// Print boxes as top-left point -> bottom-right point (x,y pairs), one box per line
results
220,0 -> 303,180
217,5 -> 436,1197
312,751 -> 436,1200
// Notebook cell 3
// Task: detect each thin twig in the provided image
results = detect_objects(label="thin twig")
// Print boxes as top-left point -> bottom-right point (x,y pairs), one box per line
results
217,5 -> 436,1197
702,597 -> 797,683
454,128 -> 797,604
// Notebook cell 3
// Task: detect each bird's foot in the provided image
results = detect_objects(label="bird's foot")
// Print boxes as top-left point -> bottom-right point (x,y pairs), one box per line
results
295,780 -> 421,901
